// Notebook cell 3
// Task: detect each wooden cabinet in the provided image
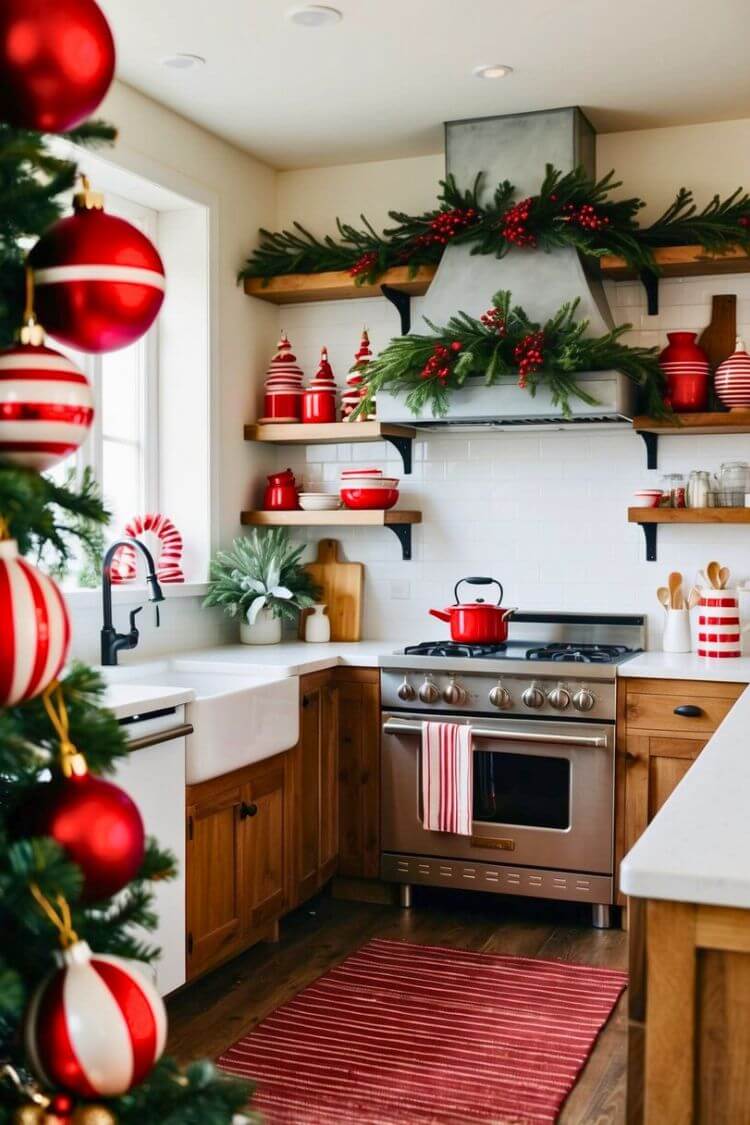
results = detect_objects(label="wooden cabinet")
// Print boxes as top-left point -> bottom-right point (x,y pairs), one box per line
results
294,670 -> 340,905
337,668 -> 381,880
616,678 -> 745,905
186,750 -> 291,980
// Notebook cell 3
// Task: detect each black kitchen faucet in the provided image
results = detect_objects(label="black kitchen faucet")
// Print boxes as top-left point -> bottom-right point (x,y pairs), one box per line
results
100,538 -> 165,666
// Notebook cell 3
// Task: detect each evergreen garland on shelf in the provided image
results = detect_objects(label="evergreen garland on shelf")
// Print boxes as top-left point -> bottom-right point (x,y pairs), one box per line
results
239,164 -> 750,285
352,289 -> 666,421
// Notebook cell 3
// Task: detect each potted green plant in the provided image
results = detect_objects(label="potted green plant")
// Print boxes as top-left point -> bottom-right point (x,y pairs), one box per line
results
204,528 -> 318,645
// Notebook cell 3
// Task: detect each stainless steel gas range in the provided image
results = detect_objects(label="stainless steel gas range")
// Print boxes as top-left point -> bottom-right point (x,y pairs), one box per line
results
380,612 -> 646,928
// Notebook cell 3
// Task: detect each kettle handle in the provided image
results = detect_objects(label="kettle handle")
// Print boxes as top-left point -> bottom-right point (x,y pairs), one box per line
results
454,576 -> 504,606
429,609 -> 451,623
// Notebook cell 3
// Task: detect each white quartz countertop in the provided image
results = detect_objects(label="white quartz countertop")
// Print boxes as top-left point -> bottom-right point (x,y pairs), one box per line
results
621,651 -> 750,683
621,683 -> 750,908
177,640 -> 403,677
103,683 -> 195,721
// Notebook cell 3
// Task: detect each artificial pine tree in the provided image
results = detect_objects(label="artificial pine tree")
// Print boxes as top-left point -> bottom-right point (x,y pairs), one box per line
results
0,113 -> 255,1125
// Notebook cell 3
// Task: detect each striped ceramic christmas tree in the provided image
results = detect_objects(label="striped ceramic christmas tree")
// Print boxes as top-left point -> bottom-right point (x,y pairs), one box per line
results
342,328 -> 374,421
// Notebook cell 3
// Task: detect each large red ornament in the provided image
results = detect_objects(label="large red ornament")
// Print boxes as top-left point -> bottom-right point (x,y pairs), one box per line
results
0,341 -> 94,470
0,0 -> 115,134
0,539 -> 70,707
24,771 -> 145,902
25,939 -> 167,1098
29,189 -> 166,354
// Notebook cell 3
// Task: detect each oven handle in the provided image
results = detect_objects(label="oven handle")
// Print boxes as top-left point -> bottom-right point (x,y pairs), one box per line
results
382,718 -> 608,749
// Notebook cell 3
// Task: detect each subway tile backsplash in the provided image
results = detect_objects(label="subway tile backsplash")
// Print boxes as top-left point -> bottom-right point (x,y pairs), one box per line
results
273,276 -> 750,649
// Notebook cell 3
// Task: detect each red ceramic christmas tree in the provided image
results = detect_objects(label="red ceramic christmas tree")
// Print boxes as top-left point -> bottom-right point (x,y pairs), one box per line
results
342,327 -> 375,421
302,346 -> 337,423
261,331 -> 304,422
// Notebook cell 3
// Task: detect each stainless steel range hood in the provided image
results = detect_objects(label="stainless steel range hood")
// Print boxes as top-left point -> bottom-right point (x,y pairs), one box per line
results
377,107 -> 636,427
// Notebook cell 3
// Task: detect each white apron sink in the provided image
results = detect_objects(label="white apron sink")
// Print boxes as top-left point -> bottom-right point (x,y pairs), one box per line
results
101,661 -> 299,784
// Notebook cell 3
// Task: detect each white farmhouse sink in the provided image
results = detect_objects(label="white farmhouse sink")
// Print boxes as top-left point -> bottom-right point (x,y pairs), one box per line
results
101,661 -> 299,784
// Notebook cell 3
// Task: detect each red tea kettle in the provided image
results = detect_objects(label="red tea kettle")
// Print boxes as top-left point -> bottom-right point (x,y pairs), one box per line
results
263,468 -> 299,511
430,577 -> 516,644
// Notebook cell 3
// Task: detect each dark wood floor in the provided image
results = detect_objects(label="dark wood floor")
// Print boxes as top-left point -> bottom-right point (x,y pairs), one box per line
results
167,887 -> 628,1124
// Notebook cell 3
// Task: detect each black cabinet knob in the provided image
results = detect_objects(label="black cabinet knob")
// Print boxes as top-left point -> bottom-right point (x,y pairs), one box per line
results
673,705 -> 703,718
239,801 -> 258,819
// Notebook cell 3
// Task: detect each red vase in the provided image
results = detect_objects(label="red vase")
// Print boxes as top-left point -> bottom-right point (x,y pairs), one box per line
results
659,332 -> 710,413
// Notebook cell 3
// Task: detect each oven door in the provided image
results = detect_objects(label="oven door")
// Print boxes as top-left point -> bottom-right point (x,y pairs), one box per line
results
381,712 -> 614,874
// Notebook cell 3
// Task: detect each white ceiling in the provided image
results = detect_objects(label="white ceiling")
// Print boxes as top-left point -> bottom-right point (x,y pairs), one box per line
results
100,0 -> 750,170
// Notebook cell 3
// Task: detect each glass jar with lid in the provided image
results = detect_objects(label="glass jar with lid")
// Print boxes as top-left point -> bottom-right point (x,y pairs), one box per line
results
719,461 -> 750,507
687,470 -> 711,509
659,472 -> 686,508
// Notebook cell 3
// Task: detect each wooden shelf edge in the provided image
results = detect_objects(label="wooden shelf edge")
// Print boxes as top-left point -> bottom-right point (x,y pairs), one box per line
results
244,421 -> 416,444
633,413 -> 750,435
601,244 -> 750,280
240,509 -> 422,527
243,265 -> 437,305
628,507 -> 750,525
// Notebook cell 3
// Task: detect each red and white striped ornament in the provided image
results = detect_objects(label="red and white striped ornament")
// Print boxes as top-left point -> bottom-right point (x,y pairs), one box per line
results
110,513 -> 184,585
0,341 -> 94,470
25,940 -> 167,1098
0,539 -> 70,707
29,184 -> 166,355
715,337 -> 750,411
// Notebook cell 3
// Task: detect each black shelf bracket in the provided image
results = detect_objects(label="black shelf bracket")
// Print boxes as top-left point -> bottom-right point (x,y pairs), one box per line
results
386,522 -> 413,560
637,522 -> 658,562
639,269 -> 660,316
638,430 -> 659,470
384,433 -> 413,474
381,284 -> 412,335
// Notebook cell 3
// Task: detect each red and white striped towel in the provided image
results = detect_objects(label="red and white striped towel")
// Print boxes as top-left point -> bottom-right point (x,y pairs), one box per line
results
421,721 -> 473,835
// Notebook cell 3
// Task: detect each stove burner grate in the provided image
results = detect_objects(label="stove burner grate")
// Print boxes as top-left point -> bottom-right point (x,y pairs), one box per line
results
404,641 -> 508,659
527,643 -> 634,664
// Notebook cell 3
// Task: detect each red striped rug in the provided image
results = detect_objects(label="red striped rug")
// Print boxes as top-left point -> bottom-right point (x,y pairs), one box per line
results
217,937 -> 627,1124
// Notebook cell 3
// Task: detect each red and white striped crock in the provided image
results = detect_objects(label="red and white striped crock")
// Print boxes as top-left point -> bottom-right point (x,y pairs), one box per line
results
696,587 -> 749,658
715,339 -> 750,411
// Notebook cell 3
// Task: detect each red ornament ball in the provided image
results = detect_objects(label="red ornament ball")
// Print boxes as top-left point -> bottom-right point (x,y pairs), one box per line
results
0,342 -> 94,470
25,939 -> 167,1097
29,202 -> 166,354
0,0 -> 115,134
24,772 -> 145,902
0,539 -> 70,707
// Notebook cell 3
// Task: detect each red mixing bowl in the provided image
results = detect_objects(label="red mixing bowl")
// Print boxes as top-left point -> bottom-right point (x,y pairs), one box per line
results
341,486 -> 399,510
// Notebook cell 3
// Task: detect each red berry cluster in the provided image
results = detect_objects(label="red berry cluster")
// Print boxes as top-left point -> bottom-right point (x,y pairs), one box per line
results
513,331 -> 545,389
739,216 -> 750,228
349,251 -> 380,278
420,340 -> 462,383
561,201 -> 611,231
413,207 -> 479,249
480,306 -> 507,335
500,197 -> 537,247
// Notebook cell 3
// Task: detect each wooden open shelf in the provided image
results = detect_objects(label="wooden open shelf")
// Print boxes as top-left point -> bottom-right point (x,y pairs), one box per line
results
628,506 -> 750,562
243,265 -> 437,305
241,508 -> 422,560
245,421 -> 416,474
600,244 -> 750,280
632,413 -> 750,470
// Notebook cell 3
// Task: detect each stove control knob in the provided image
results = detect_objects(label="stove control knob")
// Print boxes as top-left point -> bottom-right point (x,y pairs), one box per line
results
418,677 -> 441,705
443,678 -> 466,706
397,679 -> 416,702
547,684 -> 571,711
522,684 -> 545,710
489,683 -> 512,710
573,688 -> 596,713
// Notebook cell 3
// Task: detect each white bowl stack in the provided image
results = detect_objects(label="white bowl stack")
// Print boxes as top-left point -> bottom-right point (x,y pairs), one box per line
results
298,492 -> 341,511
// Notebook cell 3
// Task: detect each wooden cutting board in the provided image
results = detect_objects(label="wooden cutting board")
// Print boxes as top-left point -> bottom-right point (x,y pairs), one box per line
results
299,539 -> 364,642
698,294 -> 737,369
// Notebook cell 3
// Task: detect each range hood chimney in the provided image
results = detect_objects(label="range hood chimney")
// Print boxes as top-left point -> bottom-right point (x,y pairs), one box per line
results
377,107 -> 636,428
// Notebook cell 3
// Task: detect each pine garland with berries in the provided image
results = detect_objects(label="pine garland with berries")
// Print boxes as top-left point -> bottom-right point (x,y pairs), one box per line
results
239,164 -> 750,285
351,289 -> 666,420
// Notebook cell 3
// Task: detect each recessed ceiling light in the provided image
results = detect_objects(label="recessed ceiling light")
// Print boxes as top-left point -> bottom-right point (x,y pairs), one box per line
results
161,53 -> 206,70
473,64 -> 513,80
286,5 -> 343,27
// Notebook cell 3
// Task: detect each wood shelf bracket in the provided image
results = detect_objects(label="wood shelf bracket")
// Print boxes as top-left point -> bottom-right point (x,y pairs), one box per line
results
638,430 -> 659,470
386,521 -> 414,560
381,283 -> 412,335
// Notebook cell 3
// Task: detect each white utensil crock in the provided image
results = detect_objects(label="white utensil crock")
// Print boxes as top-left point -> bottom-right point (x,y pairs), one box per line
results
240,607 -> 282,645
662,608 -> 692,653
304,603 -> 331,643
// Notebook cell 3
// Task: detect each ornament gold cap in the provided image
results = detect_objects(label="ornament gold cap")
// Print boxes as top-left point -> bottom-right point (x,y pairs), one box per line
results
19,268 -> 45,346
74,175 -> 104,212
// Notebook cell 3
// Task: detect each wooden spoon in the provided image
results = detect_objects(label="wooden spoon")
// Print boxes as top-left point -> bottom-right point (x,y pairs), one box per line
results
688,586 -> 701,610
657,587 -> 671,610
668,571 -> 683,609
719,566 -> 731,590
707,560 -> 721,590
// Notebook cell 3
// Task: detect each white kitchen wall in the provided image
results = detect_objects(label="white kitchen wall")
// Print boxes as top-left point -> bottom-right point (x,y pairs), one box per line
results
274,273 -> 750,651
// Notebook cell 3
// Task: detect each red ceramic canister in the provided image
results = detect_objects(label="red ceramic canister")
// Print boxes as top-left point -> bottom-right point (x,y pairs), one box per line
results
658,332 -> 710,412
302,390 -> 337,424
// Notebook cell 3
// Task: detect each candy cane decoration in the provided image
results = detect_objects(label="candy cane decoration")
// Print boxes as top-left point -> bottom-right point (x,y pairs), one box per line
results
110,513 -> 184,585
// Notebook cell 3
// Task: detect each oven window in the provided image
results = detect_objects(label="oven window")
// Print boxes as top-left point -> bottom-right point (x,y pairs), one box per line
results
473,751 -> 570,829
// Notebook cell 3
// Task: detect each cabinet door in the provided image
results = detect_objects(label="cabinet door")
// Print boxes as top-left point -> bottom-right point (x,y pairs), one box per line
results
296,674 -> 340,903
318,679 -> 339,882
623,733 -> 706,860
186,782 -> 244,979
338,671 -> 380,879
245,759 -> 288,931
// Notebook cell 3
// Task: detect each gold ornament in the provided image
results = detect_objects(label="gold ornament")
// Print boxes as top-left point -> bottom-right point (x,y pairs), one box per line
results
71,1107 -> 117,1125
13,1107 -> 46,1125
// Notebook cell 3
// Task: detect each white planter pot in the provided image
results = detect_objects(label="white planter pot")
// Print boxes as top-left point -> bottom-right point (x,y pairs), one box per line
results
240,608 -> 282,645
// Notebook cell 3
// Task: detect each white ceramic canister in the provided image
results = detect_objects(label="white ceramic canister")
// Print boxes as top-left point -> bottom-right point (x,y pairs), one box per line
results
305,603 -> 331,643
240,607 -> 282,645
696,587 -> 750,659
662,608 -> 692,654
